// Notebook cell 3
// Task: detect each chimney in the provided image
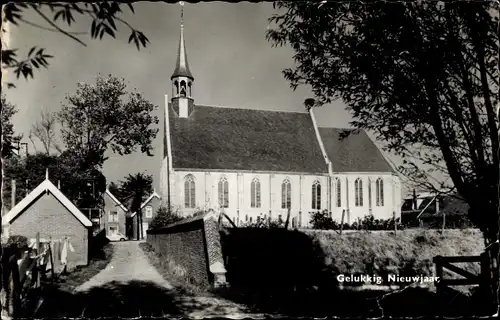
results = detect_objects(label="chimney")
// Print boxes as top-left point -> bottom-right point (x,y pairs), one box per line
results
58,180 -> 61,189
11,179 -> 16,209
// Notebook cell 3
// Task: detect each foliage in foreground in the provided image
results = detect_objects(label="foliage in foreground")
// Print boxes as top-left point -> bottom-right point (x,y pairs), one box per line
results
267,1 -> 499,245
2,2 -> 149,88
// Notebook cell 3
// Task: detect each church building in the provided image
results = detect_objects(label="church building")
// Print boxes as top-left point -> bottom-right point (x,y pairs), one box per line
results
160,7 -> 402,227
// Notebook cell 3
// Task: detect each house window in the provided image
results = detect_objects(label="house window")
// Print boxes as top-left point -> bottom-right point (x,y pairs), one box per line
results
184,174 -> 196,208
281,178 -> 291,209
335,178 -> 341,207
218,176 -> 229,208
145,206 -> 153,218
312,180 -> 321,210
109,226 -> 118,234
355,178 -> 363,207
376,178 -> 384,206
251,178 -> 261,208
109,210 -> 118,222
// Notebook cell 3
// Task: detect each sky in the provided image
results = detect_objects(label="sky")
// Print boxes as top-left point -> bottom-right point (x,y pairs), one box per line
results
4,2 -> 413,195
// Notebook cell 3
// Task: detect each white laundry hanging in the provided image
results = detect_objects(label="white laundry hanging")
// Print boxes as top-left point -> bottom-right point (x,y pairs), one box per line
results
60,237 -> 75,266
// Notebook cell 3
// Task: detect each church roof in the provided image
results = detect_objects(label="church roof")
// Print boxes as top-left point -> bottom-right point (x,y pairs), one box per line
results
318,128 -> 395,173
168,104 -> 328,173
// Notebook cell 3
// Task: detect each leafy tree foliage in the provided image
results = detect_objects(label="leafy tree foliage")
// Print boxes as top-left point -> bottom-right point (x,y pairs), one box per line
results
2,2 -> 149,88
267,1 -> 499,243
149,206 -> 183,230
113,173 -> 153,240
1,95 -> 22,159
58,75 -> 159,169
2,152 -> 106,212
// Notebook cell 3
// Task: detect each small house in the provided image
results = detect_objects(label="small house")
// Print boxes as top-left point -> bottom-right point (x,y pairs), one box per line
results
103,189 -> 128,237
2,174 -> 93,269
131,190 -> 161,239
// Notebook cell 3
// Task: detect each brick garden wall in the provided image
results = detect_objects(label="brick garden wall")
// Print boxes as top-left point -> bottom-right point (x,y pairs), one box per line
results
147,211 -> 226,288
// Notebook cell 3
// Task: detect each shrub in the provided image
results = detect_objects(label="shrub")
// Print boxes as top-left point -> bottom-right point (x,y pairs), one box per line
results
149,206 -> 183,230
310,210 -> 337,230
309,211 -> 404,231
240,216 -> 286,228
5,235 -> 29,250
1,235 -> 29,262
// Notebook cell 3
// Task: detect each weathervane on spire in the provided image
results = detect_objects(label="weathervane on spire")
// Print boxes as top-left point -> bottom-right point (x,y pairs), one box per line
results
180,1 -> 184,27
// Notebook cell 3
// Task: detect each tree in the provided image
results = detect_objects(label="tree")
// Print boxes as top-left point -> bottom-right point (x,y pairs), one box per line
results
29,109 -> 61,155
2,2 -> 149,89
267,1 -> 498,244
1,95 -> 22,159
115,173 -> 153,240
1,95 -> 22,229
2,152 -> 106,212
58,75 -> 159,169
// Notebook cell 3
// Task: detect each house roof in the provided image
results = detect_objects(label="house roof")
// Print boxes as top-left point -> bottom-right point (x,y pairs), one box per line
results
105,189 -> 128,212
168,104 -> 328,173
141,191 -> 160,209
419,194 -> 470,219
3,178 -> 93,227
130,191 -> 161,218
318,128 -> 395,173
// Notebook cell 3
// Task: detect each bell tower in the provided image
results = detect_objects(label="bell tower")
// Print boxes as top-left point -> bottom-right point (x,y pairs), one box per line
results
171,2 -> 194,118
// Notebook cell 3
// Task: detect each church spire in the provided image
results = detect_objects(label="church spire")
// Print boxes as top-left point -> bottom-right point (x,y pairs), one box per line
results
171,1 -> 193,80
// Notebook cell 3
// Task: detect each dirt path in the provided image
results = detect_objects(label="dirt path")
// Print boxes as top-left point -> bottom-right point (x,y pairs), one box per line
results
76,241 -> 173,292
68,241 -> 258,319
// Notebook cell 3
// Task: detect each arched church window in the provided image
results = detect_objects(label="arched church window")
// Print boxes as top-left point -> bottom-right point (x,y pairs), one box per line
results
180,80 -> 187,97
312,180 -> 321,210
218,176 -> 229,208
376,178 -> 384,206
174,81 -> 179,95
184,174 -> 196,208
281,178 -> 291,209
368,178 -> 372,209
355,178 -> 363,207
188,82 -> 192,97
251,178 -> 261,208
335,178 -> 341,207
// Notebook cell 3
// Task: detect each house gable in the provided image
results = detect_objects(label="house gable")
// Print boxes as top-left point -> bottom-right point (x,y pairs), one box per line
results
104,189 -> 128,212
4,179 -> 92,227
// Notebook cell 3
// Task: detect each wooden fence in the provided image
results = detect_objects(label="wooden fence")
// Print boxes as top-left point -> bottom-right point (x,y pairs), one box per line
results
433,242 -> 498,313
1,232 -> 69,319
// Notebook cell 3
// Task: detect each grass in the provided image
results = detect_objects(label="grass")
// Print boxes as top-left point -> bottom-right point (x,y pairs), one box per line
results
211,228 -> 492,317
44,243 -> 114,293
139,242 -> 211,296
304,228 -> 485,285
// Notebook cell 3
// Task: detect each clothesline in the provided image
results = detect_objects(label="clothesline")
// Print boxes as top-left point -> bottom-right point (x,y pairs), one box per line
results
26,236 -> 75,272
